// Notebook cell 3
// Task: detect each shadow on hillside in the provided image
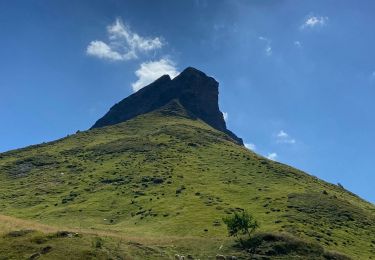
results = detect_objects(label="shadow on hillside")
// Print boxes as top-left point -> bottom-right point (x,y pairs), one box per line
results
234,232 -> 350,260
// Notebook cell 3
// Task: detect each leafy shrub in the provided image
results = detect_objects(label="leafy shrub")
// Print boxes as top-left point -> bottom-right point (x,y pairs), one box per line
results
223,210 -> 259,246
93,237 -> 103,249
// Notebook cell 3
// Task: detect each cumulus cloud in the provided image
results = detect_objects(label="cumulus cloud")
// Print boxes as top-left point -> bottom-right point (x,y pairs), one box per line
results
86,41 -> 123,61
276,130 -> 296,144
223,112 -> 228,122
258,36 -> 272,56
245,143 -> 256,151
301,15 -> 328,29
267,152 -> 278,161
87,18 -> 164,61
131,58 -> 179,92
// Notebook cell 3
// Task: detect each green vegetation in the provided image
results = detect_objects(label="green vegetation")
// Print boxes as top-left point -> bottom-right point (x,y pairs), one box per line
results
0,105 -> 374,258
223,210 -> 259,246
0,227 -> 169,259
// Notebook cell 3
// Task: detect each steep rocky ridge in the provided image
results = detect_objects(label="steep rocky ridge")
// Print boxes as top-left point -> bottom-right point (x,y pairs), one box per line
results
92,67 -> 243,144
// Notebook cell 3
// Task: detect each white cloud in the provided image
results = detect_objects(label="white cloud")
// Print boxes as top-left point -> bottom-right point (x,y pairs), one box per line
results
276,130 -> 296,144
131,58 -> 179,92
108,19 -> 163,53
267,152 -> 278,161
301,15 -> 328,29
277,130 -> 288,138
87,18 -> 164,61
258,36 -> 272,56
223,112 -> 228,122
86,41 -> 123,61
265,46 -> 272,56
245,143 -> 256,151
294,41 -> 302,48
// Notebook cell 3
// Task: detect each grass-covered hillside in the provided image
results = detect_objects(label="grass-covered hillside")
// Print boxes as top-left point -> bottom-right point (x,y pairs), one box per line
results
1,102 -> 374,259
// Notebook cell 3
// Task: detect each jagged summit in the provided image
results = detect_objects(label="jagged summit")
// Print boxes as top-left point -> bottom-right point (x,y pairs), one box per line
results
92,67 -> 243,145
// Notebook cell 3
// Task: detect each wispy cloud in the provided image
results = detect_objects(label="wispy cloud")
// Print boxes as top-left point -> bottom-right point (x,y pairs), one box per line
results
294,41 -> 302,48
87,18 -> 164,61
223,112 -> 229,122
245,143 -> 256,151
267,152 -> 278,161
258,36 -> 272,56
131,58 -> 178,92
301,15 -> 328,29
276,130 -> 296,144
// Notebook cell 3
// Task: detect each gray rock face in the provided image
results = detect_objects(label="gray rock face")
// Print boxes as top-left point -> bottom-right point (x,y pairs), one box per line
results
91,67 -> 243,145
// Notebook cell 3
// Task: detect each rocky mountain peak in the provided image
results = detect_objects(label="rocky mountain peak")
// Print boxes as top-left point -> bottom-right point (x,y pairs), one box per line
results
91,67 -> 243,145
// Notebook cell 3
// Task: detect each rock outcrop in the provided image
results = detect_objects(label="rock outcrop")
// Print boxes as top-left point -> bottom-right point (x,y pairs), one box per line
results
91,67 -> 243,145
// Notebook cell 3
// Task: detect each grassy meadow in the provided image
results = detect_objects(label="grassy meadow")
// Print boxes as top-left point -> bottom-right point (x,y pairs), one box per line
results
0,104 -> 374,259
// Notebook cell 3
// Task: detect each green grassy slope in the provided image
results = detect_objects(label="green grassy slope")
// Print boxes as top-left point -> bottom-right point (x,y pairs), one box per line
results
0,103 -> 374,259
0,214 -> 170,260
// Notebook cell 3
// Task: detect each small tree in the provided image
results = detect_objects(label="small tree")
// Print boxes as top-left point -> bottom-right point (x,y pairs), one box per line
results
223,210 -> 259,246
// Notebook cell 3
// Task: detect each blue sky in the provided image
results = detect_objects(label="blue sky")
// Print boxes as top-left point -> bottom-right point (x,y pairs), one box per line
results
0,0 -> 374,202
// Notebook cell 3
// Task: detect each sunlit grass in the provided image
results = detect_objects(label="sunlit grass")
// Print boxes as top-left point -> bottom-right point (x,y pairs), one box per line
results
0,105 -> 374,259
